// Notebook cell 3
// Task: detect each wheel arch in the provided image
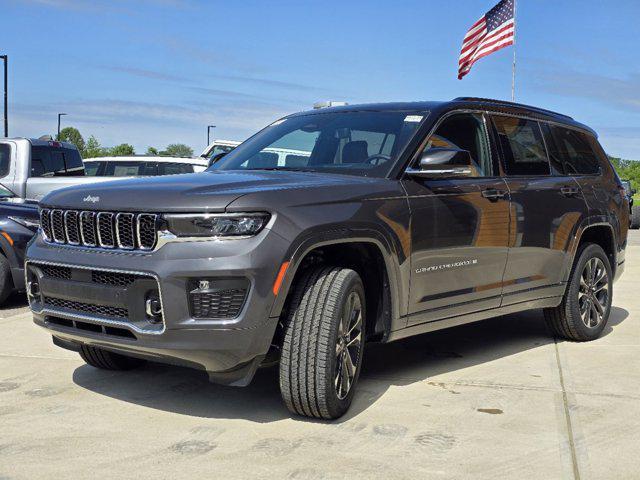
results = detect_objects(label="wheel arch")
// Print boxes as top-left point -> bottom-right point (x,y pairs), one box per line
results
270,229 -> 403,342
568,220 -> 617,280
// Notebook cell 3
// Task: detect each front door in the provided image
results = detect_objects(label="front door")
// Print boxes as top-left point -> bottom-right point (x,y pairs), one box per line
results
403,112 -> 511,325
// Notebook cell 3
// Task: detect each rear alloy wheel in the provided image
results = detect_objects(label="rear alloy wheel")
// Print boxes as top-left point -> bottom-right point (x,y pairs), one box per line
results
279,266 -> 365,419
578,257 -> 609,329
544,243 -> 612,341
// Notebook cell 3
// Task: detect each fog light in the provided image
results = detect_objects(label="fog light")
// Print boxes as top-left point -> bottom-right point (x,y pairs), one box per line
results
145,295 -> 162,322
27,280 -> 40,298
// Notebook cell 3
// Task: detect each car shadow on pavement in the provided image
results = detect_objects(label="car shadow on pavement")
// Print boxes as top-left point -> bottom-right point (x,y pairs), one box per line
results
71,305 -> 630,423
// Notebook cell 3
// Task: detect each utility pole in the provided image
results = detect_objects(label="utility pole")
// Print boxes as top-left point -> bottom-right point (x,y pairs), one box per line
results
207,125 -> 216,146
57,113 -> 67,138
1,55 -> 7,137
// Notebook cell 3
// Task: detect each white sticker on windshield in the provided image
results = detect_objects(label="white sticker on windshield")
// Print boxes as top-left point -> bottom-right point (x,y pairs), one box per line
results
404,115 -> 423,123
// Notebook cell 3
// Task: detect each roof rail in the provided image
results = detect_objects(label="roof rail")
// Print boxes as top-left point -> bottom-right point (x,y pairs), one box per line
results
452,97 -> 573,120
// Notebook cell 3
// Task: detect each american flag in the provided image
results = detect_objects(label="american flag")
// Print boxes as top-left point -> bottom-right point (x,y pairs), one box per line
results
458,0 -> 515,79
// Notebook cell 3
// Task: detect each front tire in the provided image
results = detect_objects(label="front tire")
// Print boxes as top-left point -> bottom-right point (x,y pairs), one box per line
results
279,266 -> 365,419
79,345 -> 146,370
0,254 -> 14,305
544,243 -> 612,341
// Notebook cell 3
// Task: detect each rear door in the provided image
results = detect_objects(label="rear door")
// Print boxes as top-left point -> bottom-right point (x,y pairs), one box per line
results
403,112 -> 511,324
491,115 -> 588,305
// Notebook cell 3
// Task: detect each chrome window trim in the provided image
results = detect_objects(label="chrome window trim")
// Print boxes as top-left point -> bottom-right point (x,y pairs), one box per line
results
26,260 -> 166,335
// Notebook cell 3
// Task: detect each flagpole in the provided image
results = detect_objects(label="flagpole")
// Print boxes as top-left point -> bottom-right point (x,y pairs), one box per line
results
511,0 -> 517,101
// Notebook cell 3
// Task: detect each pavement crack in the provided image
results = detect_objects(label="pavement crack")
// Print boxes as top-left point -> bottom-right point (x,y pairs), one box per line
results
554,338 -> 581,480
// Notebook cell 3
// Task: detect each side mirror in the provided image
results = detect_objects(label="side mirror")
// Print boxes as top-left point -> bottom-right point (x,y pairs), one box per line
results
406,148 -> 475,178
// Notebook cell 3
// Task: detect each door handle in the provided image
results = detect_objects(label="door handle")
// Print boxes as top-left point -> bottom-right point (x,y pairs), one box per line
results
560,186 -> 580,197
481,189 -> 507,201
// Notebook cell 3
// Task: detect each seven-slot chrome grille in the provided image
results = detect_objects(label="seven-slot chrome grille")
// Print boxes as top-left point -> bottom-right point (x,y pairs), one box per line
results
40,209 -> 158,251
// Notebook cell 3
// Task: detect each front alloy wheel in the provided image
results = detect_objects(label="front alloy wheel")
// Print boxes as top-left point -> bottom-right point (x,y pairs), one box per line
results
335,291 -> 363,400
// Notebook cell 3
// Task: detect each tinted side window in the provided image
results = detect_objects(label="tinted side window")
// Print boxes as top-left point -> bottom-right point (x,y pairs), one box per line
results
104,161 -> 158,176
159,163 -> 194,175
31,147 -> 66,177
550,126 -> 600,175
492,115 -> 549,176
423,113 -> 493,177
0,144 -> 10,177
63,148 -> 85,176
83,162 -> 101,176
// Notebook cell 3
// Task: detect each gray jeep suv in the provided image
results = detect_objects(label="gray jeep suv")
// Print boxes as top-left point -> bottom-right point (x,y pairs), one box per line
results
26,98 -> 628,419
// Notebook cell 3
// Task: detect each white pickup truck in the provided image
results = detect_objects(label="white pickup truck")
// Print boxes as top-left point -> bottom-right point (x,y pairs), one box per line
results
0,137 -> 109,201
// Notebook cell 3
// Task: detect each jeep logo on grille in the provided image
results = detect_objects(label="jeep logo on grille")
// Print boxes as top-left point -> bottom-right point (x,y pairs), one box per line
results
83,195 -> 100,203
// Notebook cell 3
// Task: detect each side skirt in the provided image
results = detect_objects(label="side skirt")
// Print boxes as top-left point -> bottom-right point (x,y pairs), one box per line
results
387,295 -> 562,342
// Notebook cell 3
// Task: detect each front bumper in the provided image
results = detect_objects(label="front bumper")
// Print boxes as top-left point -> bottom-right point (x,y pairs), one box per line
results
26,228 -> 289,385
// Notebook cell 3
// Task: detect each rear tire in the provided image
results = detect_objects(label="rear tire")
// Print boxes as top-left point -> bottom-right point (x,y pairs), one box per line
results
279,266 -> 365,419
544,243 -> 612,341
79,345 -> 146,370
630,205 -> 640,229
0,254 -> 14,305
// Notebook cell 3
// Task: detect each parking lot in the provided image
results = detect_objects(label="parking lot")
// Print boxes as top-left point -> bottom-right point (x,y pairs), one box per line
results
1,232 -> 638,480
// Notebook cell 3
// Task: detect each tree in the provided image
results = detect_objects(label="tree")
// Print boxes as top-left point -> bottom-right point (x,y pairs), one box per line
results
83,135 -> 105,158
609,155 -> 640,200
57,127 -> 85,153
108,144 -> 135,156
146,147 -> 159,156
161,143 -> 193,157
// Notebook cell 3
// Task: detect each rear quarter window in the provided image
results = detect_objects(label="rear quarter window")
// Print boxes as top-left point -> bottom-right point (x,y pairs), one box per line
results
0,144 -> 10,177
550,126 -> 600,175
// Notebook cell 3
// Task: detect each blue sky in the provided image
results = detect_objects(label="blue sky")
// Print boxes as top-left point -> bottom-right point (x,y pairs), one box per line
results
3,0 -> 640,158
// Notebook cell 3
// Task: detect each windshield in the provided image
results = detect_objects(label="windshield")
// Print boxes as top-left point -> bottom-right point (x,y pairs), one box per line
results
210,111 -> 426,177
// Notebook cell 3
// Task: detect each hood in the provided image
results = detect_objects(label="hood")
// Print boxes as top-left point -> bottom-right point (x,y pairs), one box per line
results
39,170 -> 381,212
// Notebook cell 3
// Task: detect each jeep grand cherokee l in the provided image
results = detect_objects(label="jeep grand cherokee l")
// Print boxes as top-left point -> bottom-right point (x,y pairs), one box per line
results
26,98 -> 628,419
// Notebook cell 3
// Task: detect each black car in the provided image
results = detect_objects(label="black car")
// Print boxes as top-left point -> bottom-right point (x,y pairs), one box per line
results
0,187 -> 39,304
26,97 -> 628,419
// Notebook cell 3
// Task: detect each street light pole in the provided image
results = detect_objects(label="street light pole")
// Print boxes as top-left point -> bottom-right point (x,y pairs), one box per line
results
57,113 -> 67,138
207,125 -> 216,146
1,55 -> 7,137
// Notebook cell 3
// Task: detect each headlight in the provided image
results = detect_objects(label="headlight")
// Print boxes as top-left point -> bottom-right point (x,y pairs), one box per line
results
8,216 -> 40,229
162,213 -> 270,237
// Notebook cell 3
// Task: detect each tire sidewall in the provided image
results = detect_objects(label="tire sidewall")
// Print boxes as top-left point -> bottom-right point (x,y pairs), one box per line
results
322,271 -> 366,418
0,255 -> 13,304
565,244 -> 612,339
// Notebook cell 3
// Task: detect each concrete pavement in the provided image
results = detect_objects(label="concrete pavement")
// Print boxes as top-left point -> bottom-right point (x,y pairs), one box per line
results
1,233 -> 639,479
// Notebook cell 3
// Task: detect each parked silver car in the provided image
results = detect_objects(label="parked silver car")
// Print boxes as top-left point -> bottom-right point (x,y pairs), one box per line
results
0,138 -> 110,201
